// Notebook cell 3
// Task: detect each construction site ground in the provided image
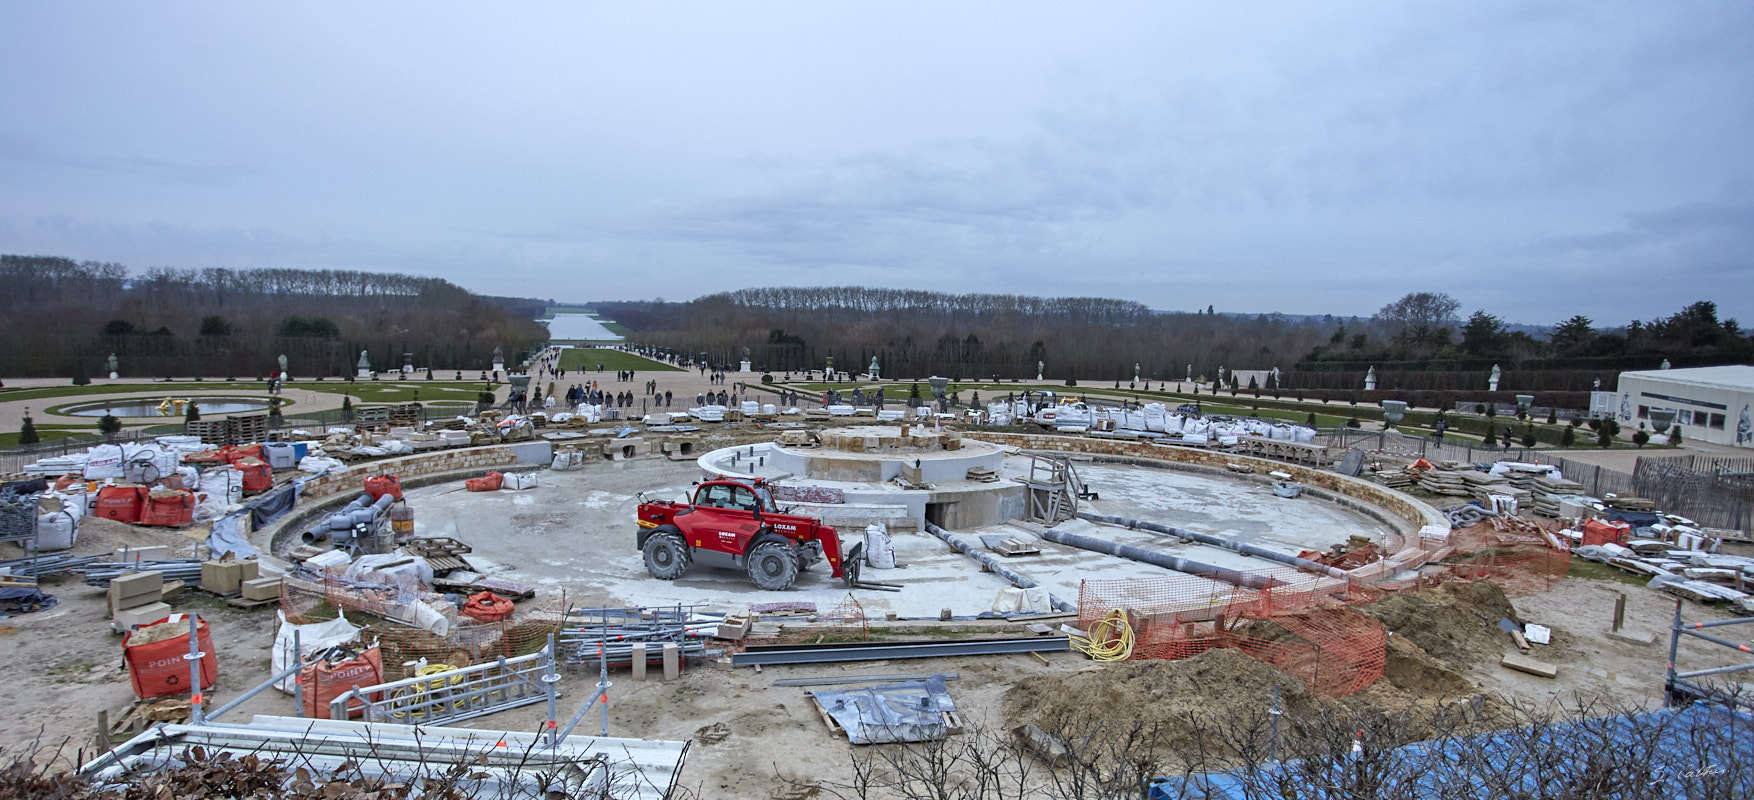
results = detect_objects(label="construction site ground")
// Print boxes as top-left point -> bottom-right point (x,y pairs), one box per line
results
380,456 -> 1396,617
4,457 -> 1752,795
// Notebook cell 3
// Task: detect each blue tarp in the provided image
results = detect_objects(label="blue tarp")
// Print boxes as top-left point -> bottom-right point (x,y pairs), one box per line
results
1156,703 -> 1754,799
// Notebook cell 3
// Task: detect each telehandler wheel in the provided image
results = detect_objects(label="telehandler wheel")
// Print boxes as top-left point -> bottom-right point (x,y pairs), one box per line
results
643,532 -> 692,580
747,540 -> 799,591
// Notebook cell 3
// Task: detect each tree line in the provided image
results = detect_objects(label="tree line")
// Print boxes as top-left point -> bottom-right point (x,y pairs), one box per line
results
1301,293 -> 1751,378
604,287 -> 1751,392
601,287 -> 1335,382
0,255 -> 548,378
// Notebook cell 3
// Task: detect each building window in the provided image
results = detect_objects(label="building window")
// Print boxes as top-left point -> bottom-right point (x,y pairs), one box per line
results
1677,410 -> 1693,426
1638,405 -> 1649,419
1710,413 -> 1726,430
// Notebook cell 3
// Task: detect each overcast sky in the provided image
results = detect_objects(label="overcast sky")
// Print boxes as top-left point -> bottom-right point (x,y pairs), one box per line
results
3,2 -> 1751,325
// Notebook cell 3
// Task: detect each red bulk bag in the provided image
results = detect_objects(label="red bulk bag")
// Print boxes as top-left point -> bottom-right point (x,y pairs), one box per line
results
224,444 -> 264,464
95,485 -> 148,523
364,475 -> 402,501
462,591 -> 515,622
140,490 -> 195,527
1582,519 -> 1631,548
123,614 -> 219,700
301,645 -> 384,719
464,471 -> 504,492
236,457 -> 273,493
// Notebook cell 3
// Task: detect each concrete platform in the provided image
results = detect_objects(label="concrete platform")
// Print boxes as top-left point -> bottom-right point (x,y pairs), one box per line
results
388,452 -> 1399,618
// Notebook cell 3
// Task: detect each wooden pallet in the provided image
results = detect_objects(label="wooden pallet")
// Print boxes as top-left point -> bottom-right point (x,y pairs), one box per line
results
97,697 -> 207,748
406,537 -> 473,557
195,585 -> 278,608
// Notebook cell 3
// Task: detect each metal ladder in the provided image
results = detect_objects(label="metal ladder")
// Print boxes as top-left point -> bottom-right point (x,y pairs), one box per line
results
1023,455 -> 1086,525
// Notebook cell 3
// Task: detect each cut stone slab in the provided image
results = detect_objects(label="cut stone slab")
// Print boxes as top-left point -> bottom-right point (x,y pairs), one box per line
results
1501,653 -> 1559,678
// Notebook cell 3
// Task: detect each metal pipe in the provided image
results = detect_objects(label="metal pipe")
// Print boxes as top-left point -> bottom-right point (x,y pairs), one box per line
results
1077,511 -> 1348,579
1675,616 -> 1754,631
1666,598 -> 1683,705
543,634 -> 560,748
186,615 -> 205,725
1674,662 -> 1754,681
1039,525 -> 1277,590
923,522 -> 1076,613
208,661 -> 306,722
733,636 -> 1070,666
1677,627 -> 1754,653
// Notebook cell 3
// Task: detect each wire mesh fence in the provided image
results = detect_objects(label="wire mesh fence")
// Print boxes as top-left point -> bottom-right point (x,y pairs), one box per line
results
1076,518 -> 1565,697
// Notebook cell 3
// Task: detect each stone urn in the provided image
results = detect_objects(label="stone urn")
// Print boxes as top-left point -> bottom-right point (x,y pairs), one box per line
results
1381,400 -> 1407,429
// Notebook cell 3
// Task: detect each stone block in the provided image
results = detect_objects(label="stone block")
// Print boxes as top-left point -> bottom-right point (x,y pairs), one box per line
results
112,602 -> 173,634
241,577 -> 283,601
663,643 -> 680,680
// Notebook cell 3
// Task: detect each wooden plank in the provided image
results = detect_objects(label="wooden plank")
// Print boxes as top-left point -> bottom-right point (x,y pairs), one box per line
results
1501,654 -> 1558,678
810,695 -> 847,738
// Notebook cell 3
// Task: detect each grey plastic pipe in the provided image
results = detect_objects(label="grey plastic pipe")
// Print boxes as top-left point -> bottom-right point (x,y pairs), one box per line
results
1077,511 -> 1347,579
1040,525 -> 1276,590
924,522 -> 1077,613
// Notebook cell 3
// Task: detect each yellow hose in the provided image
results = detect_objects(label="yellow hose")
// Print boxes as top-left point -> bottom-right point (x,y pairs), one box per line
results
388,664 -> 464,720
1070,610 -> 1135,662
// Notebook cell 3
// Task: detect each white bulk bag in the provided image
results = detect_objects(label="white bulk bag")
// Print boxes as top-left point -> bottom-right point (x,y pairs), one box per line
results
864,524 -> 896,569
83,444 -> 126,480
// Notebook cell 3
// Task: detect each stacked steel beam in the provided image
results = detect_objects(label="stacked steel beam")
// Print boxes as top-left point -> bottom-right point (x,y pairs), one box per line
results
78,558 -> 204,586
559,606 -> 715,666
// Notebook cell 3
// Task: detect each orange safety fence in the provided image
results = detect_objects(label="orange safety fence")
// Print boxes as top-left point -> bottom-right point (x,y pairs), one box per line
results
1077,518 -> 1566,696
279,571 -> 563,681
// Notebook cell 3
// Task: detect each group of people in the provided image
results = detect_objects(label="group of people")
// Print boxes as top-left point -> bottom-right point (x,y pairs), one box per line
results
563,383 -> 674,409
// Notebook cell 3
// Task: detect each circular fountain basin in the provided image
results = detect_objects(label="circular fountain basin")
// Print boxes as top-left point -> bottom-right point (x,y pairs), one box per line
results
61,397 -> 274,417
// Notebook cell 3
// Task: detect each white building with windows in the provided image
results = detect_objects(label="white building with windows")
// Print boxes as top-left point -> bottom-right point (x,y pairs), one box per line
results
1614,365 -> 1754,448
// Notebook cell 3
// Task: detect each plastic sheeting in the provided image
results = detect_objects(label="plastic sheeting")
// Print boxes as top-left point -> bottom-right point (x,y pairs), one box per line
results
272,609 -> 360,693
249,482 -> 301,529
808,675 -> 957,744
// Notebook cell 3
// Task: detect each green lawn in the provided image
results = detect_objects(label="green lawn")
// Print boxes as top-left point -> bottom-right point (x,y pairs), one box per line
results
322,383 -> 493,403
1566,558 -> 1649,587
0,426 -> 96,448
1,380 -> 494,407
557,349 -> 681,372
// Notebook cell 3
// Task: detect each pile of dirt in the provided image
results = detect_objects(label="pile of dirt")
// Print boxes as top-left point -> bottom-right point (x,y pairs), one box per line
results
43,515 -> 202,561
1005,648 -> 1315,752
1378,633 -> 1472,697
1356,581 -> 1517,670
